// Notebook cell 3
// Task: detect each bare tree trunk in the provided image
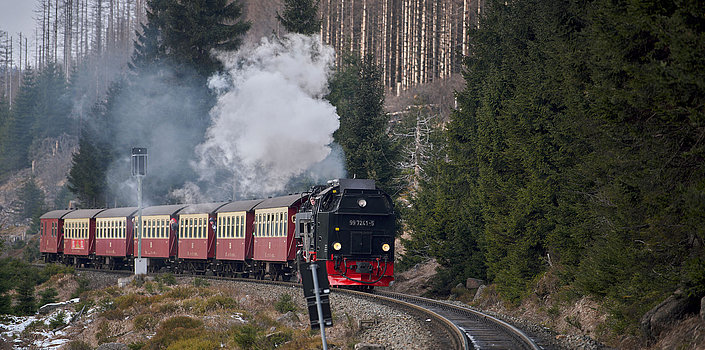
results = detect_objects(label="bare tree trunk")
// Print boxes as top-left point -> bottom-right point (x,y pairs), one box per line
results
361,0 -> 366,57
65,0 -> 74,78
349,0 -> 354,53
96,0 -> 103,56
18,33 -> 22,88
54,0 -> 58,62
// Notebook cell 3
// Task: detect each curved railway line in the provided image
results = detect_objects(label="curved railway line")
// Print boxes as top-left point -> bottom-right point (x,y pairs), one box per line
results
71,267 -> 542,349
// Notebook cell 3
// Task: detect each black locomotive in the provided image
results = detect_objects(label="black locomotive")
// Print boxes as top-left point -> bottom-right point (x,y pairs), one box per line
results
296,179 -> 395,288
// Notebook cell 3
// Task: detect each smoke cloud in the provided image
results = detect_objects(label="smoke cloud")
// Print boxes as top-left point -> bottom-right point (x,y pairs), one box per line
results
189,34 -> 344,200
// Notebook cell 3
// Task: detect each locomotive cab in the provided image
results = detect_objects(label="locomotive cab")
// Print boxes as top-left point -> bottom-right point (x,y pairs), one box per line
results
298,179 -> 395,288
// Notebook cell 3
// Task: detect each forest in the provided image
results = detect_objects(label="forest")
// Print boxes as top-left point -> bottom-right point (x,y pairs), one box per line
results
0,0 -> 704,346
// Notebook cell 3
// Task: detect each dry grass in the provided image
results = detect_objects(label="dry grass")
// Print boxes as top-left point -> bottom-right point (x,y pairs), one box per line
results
46,276 -> 366,350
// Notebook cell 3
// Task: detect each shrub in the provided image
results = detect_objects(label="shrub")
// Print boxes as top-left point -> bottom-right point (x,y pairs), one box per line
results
274,294 -> 296,313
49,310 -> 67,329
144,282 -> 155,294
74,298 -> 94,313
95,322 -> 112,345
155,273 -> 177,286
66,340 -> 92,350
231,324 -> 261,350
39,264 -> 74,282
164,336 -> 219,350
114,293 -> 148,310
193,277 -> 210,287
145,316 -> 204,350
133,314 -> 157,331
128,341 -> 146,350
165,286 -> 196,300
38,288 -> 58,306
71,277 -> 91,299
204,295 -> 238,312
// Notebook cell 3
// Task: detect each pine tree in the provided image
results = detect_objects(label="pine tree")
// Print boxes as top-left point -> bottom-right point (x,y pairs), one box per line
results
67,130 -> 111,208
17,177 -> 45,235
162,0 -> 250,76
277,0 -> 321,35
14,279 -> 36,316
328,54 -> 400,194
2,69 -> 40,173
31,63 -> 73,139
129,0 -> 169,72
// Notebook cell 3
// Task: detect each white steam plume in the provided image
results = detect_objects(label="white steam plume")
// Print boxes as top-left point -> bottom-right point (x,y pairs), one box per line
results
190,34 -> 344,199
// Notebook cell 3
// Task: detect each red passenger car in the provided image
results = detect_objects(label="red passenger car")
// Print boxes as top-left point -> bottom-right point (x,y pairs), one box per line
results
40,209 -> 73,263
63,209 -> 105,266
252,194 -> 306,280
95,207 -> 137,269
214,199 -> 262,276
176,202 -> 228,273
133,204 -> 186,272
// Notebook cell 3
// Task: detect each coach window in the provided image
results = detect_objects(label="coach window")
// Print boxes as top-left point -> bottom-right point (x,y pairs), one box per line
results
224,216 -> 229,238
228,216 -> 233,238
199,218 -> 204,238
236,216 -> 241,238
273,213 -> 277,237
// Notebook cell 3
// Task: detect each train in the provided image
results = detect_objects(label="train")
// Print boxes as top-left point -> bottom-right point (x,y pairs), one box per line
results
39,178 -> 395,288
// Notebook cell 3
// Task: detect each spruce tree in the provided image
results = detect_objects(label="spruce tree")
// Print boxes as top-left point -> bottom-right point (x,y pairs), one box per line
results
17,177 -> 45,235
328,54 -> 400,194
162,0 -> 250,76
2,69 -> 39,173
67,130 -> 111,208
14,279 -> 36,316
277,0 -> 321,35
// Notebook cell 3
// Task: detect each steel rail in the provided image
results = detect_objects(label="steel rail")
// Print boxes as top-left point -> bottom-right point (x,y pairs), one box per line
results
375,291 -> 541,350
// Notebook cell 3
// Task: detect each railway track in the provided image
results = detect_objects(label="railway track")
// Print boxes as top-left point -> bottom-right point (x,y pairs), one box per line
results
376,290 -> 542,350
71,268 -> 542,350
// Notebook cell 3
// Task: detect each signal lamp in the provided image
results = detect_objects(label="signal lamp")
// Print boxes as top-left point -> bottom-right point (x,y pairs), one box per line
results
382,243 -> 390,252
333,242 -> 342,251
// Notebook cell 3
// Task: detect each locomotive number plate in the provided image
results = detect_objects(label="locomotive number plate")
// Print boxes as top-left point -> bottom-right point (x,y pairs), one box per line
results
349,219 -> 375,227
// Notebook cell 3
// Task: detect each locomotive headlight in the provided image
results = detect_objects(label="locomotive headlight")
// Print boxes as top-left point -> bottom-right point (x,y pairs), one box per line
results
382,243 -> 390,252
333,242 -> 342,251
357,198 -> 367,208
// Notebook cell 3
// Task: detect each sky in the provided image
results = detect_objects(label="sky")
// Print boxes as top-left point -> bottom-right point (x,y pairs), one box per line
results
0,0 -> 37,65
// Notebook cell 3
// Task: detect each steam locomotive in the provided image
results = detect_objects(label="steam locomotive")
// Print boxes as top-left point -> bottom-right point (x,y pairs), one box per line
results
39,179 -> 395,288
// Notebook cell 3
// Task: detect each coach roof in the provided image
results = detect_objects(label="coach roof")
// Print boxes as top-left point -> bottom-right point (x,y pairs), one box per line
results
95,207 -> 139,218
180,202 -> 229,215
40,209 -> 74,219
217,199 -> 263,213
63,209 -> 106,219
140,204 -> 187,216
254,194 -> 307,210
